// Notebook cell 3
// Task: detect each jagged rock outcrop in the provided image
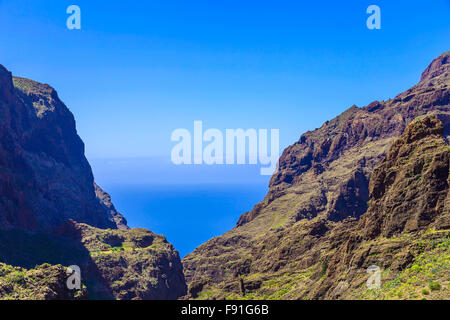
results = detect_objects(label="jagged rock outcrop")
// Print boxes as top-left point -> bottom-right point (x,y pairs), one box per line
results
94,183 -> 129,230
183,52 -> 450,300
320,114 -> 449,299
361,115 -> 450,238
0,65 -> 187,299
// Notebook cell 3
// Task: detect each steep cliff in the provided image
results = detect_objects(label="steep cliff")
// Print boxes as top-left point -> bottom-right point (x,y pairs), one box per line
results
182,52 -> 450,300
0,66 -> 121,230
361,115 -> 450,238
0,65 -> 187,299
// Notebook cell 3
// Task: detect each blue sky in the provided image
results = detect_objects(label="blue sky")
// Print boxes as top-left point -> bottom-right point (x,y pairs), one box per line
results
0,0 -> 449,181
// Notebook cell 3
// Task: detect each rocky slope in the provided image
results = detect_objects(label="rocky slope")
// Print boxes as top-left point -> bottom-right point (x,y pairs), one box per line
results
54,220 -> 187,300
0,65 -> 187,299
182,52 -> 450,300
0,262 -> 88,300
0,68 -> 119,230
318,114 -> 450,299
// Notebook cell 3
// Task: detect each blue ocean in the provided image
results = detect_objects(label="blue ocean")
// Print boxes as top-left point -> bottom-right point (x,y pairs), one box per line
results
90,158 -> 270,257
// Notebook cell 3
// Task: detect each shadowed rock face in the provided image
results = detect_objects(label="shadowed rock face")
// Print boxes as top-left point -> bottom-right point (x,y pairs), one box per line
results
0,65 -> 187,300
54,220 -> 187,300
0,66 -> 123,230
94,183 -> 129,230
183,52 -> 450,300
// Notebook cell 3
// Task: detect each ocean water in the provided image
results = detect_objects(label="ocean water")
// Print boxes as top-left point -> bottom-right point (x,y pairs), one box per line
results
104,184 -> 268,258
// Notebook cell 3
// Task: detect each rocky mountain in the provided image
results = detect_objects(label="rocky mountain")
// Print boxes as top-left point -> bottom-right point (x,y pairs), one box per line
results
0,67 -> 118,230
0,65 -> 187,299
182,52 -> 450,300
2,52 -> 447,300
94,183 -> 129,230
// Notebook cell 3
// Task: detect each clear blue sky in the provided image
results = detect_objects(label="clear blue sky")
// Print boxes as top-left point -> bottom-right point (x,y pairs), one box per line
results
0,0 -> 449,160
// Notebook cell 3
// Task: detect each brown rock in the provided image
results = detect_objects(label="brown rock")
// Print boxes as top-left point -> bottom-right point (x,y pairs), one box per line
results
183,52 -> 450,300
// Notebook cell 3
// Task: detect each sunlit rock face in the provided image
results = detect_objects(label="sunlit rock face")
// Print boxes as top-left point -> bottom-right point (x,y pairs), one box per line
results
183,52 -> 450,300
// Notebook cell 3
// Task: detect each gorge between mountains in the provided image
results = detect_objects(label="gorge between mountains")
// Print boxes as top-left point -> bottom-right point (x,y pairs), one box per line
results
0,52 -> 449,300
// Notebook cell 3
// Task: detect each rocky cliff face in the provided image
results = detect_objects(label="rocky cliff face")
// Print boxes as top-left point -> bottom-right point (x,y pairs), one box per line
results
182,52 -> 450,300
0,65 -> 187,299
361,115 -> 450,238
321,114 -> 449,299
0,66 -> 120,230
94,183 -> 129,230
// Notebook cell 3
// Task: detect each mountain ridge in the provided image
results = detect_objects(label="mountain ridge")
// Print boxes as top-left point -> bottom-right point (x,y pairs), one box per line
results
0,65 -> 187,299
182,51 -> 450,300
